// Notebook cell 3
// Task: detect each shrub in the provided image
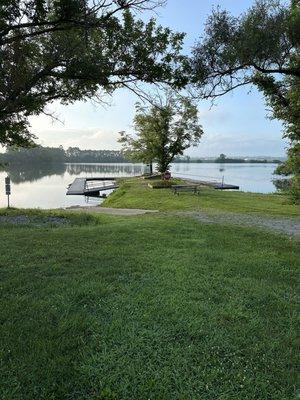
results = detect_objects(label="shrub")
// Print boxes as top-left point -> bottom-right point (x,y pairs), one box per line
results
148,181 -> 173,189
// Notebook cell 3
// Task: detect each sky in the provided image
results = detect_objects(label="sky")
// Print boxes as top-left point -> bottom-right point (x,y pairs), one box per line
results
29,0 -> 288,158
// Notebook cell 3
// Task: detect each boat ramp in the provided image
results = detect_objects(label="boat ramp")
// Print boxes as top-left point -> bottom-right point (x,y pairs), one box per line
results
67,177 -> 118,197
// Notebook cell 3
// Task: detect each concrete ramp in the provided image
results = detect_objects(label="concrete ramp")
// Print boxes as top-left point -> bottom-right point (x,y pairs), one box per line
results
66,178 -> 86,195
66,178 -> 118,196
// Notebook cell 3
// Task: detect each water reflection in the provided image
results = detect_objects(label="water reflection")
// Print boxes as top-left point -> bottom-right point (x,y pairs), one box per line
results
66,163 -> 145,176
6,163 -> 66,183
3,163 -> 146,184
0,162 -> 146,209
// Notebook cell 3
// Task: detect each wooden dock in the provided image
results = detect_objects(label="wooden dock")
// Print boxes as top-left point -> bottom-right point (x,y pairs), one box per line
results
183,178 -> 239,190
66,177 -> 118,196
202,181 -> 239,190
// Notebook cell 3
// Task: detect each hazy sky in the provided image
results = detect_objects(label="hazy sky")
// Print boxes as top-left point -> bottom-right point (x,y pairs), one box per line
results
29,0 -> 287,157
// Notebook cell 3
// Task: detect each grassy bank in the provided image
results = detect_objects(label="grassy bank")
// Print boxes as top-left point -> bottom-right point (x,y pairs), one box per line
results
0,209 -> 298,399
102,177 -> 300,217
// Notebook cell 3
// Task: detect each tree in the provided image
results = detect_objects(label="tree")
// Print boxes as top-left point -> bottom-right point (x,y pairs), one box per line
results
218,154 -> 226,162
0,0 -> 188,147
119,91 -> 203,174
192,0 -> 299,98
254,1 -> 300,201
191,0 -> 300,202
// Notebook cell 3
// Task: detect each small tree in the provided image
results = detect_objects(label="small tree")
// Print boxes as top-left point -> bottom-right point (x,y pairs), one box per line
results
119,91 -> 203,174
218,154 -> 226,162
118,128 -> 156,174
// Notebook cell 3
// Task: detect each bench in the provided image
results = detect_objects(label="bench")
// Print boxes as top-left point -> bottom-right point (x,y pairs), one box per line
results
171,185 -> 200,195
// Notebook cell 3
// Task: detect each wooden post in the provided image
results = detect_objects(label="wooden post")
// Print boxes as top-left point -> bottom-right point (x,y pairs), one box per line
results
5,176 -> 11,208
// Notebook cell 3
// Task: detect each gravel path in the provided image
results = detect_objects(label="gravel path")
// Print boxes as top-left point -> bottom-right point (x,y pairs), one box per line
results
64,206 -> 158,216
65,207 -> 300,235
177,210 -> 300,237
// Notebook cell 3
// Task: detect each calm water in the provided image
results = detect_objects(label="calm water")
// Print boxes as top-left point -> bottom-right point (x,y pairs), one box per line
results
172,162 -> 279,194
0,162 -> 280,209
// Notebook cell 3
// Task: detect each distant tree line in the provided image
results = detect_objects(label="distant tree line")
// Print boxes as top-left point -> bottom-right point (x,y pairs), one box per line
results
0,146 -> 66,165
0,146 -> 129,165
173,154 -> 282,163
0,147 -> 282,166
214,154 -> 282,164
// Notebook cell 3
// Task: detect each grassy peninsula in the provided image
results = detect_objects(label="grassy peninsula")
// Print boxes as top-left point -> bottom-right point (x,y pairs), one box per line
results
102,177 -> 300,217
0,181 -> 299,399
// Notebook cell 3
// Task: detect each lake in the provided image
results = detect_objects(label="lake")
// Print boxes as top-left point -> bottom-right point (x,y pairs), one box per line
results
0,162 -> 280,209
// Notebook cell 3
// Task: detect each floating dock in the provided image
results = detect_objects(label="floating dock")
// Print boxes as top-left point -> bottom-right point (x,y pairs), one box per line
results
66,177 -> 118,196
182,178 -> 239,190
200,181 -> 239,190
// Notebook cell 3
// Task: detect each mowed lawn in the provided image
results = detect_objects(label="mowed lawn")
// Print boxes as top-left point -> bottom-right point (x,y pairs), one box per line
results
102,177 -> 300,217
0,212 -> 298,399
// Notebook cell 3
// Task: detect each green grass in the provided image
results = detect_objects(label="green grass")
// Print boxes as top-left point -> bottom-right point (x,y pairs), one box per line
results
0,209 -> 298,399
102,177 -> 300,217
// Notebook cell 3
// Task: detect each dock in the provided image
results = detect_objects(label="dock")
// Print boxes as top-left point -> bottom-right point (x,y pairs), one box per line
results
201,181 -> 239,190
182,178 -> 239,190
66,177 -> 119,196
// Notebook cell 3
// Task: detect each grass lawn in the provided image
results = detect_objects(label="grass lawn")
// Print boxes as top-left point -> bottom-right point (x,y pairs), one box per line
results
102,177 -> 300,217
0,211 -> 298,399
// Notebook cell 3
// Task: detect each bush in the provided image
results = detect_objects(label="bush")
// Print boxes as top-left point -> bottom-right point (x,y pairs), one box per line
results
148,180 -> 173,189
143,174 -> 161,180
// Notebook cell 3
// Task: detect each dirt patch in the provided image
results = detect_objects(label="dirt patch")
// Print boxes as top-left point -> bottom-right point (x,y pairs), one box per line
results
0,215 -> 69,226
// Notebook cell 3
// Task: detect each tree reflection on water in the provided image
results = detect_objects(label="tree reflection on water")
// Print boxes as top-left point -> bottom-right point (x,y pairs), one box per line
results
2,162 -> 145,184
3,163 -> 66,183
66,163 -> 145,176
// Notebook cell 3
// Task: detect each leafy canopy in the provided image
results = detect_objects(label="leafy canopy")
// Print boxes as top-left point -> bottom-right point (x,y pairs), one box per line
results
192,0 -> 300,202
192,0 -> 299,98
0,0 -> 188,146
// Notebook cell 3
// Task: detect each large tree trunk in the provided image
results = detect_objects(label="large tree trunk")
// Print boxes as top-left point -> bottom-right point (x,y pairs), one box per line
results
149,161 -> 153,175
156,157 -> 171,174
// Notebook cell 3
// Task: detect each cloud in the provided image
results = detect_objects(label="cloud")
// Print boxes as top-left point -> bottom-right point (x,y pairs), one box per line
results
23,88 -> 286,157
35,127 -> 121,150
28,108 -> 122,150
187,132 -> 288,157
198,106 -> 232,126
